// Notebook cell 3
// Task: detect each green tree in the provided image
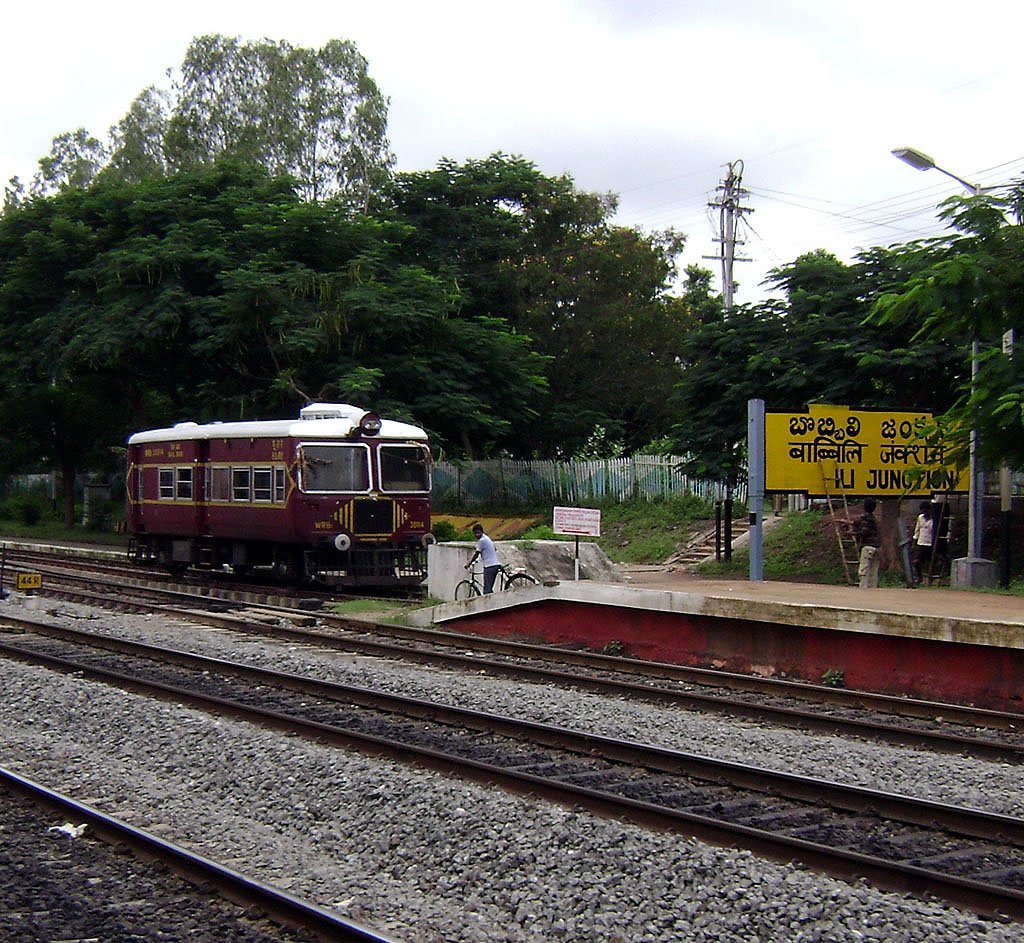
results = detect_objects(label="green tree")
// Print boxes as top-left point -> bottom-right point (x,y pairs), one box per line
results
106,87 -> 172,184
0,380 -> 125,526
669,296 -> 787,485
765,247 -> 962,411
871,188 -> 1024,471
668,246 -> 966,485
164,35 -> 392,207
30,128 -> 109,197
4,177 -> 26,213
3,34 -> 392,211
387,154 -> 690,456
0,161 -> 550,481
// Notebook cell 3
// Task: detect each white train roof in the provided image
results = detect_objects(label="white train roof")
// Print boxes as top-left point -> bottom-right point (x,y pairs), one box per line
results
127,403 -> 428,444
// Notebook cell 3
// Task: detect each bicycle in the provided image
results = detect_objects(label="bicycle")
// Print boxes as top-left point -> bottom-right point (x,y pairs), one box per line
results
454,563 -> 539,600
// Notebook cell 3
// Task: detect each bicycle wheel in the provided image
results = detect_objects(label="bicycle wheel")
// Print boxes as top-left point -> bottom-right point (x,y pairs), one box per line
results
505,573 -> 539,592
454,579 -> 481,601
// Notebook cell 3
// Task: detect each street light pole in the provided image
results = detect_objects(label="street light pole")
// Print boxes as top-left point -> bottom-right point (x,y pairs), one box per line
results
891,147 -> 996,586
891,147 -> 982,196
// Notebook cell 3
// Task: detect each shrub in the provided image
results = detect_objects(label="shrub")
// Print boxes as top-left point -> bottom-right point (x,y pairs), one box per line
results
15,497 -> 44,526
432,519 -> 457,542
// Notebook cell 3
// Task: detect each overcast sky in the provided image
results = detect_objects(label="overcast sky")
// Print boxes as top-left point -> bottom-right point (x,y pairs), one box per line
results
3,0 -> 1022,302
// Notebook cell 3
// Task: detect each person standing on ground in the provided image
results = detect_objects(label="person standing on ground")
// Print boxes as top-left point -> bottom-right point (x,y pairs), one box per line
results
852,498 -> 881,589
466,522 -> 500,594
913,501 -> 935,585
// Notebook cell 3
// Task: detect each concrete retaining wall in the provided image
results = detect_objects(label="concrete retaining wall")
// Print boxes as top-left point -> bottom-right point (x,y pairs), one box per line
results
426,540 -> 622,602
413,582 -> 1024,711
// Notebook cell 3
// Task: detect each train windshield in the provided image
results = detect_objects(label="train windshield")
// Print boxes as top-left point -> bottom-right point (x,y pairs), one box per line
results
298,444 -> 370,492
379,444 -> 431,493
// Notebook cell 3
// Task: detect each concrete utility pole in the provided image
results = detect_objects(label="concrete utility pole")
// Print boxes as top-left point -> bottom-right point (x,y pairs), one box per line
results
705,159 -> 753,310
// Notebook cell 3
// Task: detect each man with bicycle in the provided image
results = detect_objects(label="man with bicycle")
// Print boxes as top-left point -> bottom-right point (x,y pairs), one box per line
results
466,522 -> 500,594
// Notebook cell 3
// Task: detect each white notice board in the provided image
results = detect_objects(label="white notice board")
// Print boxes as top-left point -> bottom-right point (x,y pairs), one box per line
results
553,506 -> 601,537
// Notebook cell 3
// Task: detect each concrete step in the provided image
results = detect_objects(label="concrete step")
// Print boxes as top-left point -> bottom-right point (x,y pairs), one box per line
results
664,521 -> 751,569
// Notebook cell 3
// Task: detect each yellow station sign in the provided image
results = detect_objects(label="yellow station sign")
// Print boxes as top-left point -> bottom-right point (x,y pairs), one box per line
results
765,404 -> 967,497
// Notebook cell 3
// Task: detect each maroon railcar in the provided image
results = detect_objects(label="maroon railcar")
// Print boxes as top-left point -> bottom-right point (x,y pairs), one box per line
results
126,404 -> 432,589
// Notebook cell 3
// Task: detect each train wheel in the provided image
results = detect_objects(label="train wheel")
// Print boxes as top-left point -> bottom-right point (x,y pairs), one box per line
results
505,574 -> 538,591
454,579 -> 479,601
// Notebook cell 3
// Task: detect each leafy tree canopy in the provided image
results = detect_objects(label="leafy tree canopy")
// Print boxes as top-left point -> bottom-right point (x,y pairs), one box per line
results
870,185 -> 1024,471
670,245 -> 967,484
387,154 -> 692,456
0,161 -> 549,486
5,34 -> 392,211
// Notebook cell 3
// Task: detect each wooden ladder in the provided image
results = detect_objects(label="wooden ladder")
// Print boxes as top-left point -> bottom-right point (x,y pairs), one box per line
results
819,459 -> 859,585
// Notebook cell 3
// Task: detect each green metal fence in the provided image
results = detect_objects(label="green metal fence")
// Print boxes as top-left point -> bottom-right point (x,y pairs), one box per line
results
432,456 -> 745,506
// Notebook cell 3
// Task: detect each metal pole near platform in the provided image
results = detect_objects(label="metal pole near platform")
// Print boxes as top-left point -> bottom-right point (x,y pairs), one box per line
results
747,399 -> 765,581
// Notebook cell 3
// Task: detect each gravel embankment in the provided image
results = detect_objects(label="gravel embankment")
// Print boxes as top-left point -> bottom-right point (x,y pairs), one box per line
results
0,781 -> 323,943
2,597 -> 1022,942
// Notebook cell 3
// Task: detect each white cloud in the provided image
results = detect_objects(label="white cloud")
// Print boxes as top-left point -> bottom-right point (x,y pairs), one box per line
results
3,0 -> 1023,301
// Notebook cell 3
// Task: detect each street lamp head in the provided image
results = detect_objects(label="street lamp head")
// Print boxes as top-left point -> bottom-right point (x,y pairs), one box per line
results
891,146 -> 984,195
892,147 -> 937,171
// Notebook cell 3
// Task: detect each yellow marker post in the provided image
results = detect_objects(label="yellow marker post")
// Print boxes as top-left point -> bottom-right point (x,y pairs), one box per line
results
15,572 -> 42,592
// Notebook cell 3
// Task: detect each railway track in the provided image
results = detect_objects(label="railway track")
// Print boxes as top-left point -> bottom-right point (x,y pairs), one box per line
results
5,545 -> 1024,765
0,767 -> 396,942
2,619 -> 1024,921
0,544 -> 414,605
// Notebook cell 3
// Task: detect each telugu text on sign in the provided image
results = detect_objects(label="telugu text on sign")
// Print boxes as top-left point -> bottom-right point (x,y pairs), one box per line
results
764,404 -> 967,497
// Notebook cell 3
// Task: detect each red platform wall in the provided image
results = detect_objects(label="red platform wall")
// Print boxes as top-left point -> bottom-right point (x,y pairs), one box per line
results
448,600 -> 1024,711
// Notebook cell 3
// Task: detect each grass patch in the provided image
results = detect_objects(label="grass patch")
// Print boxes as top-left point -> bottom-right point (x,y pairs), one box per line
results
447,495 -> 721,565
0,519 -> 128,547
961,578 -> 1024,597
699,509 -> 848,583
592,495 -> 720,565
328,599 -> 413,615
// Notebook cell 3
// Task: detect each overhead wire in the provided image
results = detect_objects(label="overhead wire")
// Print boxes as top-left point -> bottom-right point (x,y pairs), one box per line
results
748,154 -> 1024,251
606,55 -> 1024,280
606,130 -> 1023,302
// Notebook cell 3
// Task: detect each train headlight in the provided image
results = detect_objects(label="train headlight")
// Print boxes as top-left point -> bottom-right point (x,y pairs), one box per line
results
421,532 -> 436,548
333,533 -> 352,552
358,411 -> 382,436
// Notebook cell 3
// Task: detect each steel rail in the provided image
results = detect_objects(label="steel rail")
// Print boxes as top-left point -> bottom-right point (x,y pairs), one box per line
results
346,618 -> 1024,730
6,618 -> 1023,841
0,766 -> 398,943
2,627 -> 1024,921
12,546 -> 1024,733
4,583 -> 1023,767
15,548 -> 1024,733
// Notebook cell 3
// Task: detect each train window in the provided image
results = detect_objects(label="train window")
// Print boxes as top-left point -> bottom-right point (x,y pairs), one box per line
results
298,444 -> 370,492
232,467 -> 252,501
379,445 -> 431,492
210,467 -> 231,502
158,468 -> 174,499
176,467 -> 193,500
274,466 -> 286,503
253,467 -> 273,502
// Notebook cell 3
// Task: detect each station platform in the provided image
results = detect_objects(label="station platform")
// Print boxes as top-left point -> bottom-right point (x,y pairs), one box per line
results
618,566 -> 1024,637
415,565 -> 1024,711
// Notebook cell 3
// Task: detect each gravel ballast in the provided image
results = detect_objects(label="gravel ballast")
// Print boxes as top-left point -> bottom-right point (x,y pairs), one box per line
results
1,597 -> 1022,942
0,781 -> 325,943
